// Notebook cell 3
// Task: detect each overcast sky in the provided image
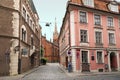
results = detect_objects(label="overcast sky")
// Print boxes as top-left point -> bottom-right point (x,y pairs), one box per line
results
33,0 -> 120,41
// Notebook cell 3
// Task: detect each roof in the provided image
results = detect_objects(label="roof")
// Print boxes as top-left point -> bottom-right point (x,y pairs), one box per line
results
28,0 -> 37,13
69,0 -> 120,13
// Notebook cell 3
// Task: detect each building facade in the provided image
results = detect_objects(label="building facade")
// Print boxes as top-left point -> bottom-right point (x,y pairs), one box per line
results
0,0 -> 41,76
41,21 -> 59,63
59,0 -> 120,72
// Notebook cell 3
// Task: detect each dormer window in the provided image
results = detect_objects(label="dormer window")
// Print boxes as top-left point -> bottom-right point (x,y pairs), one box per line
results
108,1 -> 119,13
82,0 -> 94,7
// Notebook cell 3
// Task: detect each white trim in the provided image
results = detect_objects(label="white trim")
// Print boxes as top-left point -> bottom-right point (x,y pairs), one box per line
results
117,53 -> 120,71
21,25 -> 27,42
94,29 -> 103,44
80,50 -> 90,63
70,11 -> 75,46
79,10 -> 88,23
71,49 -> 76,71
93,13 -> 102,26
107,16 -> 114,27
108,31 -> 116,45
96,50 -> 104,63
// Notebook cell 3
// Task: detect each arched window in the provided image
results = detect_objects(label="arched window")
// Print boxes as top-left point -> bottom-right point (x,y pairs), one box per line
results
21,25 -> 27,42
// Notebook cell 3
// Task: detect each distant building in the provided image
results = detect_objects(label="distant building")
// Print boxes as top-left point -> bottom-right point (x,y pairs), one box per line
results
59,0 -> 120,72
41,20 -> 59,63
0,0 -> 41,76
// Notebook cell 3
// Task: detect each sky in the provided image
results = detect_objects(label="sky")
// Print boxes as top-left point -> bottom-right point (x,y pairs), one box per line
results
33,0 -> 68,41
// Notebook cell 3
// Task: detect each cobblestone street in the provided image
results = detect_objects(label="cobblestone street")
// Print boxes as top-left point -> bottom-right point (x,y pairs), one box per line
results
21,63 -> 72,80
0,63 -> 120,80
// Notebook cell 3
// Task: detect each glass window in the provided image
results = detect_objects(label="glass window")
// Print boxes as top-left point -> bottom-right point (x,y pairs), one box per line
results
22,28 -> 26,42
107,17 -> 113,27
109,33 -> 115,44
95,32 -> 102,44
82,51 -> 88,63
80,30 -> 88,42
94,14 -> 101,25
97,51 -> 103,63
83,0 -> 94,7
80,11 -> 87,23
23,7 -> 26,19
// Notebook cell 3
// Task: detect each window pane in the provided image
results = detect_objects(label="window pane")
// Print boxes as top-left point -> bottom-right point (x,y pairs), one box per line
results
80,30 -> 87,42
97,51 -> 103,63
80,11 -> 87,23
94,14 -> 101,25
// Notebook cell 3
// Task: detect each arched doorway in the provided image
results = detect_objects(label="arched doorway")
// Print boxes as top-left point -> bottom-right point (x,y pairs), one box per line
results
110,52 -> 117,71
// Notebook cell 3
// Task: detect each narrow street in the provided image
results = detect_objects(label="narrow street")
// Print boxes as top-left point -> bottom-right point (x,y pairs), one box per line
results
0,63 -> 120,80
21,63 -> 72,80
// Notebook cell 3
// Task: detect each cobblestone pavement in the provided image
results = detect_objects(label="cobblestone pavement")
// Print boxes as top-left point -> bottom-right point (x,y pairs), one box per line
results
21,63 -> 73,80
0,63 -> 120,80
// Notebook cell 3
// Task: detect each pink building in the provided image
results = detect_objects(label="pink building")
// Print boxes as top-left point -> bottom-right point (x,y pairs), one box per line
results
59,0 -> 120,72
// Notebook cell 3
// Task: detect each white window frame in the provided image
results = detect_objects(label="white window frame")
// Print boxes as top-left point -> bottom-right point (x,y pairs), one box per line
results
21,25 -> 27,42
79,11 -> 88,23
82,0 -> 94,7
80,50 -> 90,63
107,16 -> 114,27
108,32 -> 115,44
94,14 -> 101,26
96,50 -> 104,64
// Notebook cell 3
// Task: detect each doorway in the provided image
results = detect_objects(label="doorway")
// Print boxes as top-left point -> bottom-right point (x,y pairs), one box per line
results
81,51 -> 90,72
110,52 -> 117,71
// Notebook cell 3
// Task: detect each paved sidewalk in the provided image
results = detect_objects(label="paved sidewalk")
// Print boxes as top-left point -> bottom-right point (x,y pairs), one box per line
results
0,66 -> 40,80
59,65 -> 120,77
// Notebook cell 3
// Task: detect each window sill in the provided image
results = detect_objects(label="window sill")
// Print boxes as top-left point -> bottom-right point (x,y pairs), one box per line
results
107,27 -> 115,31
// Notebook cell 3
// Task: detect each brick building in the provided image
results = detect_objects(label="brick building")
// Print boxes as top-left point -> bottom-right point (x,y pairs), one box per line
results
41,21 -> 59,63
59,0 -> 120,72
0,0 -> 41,76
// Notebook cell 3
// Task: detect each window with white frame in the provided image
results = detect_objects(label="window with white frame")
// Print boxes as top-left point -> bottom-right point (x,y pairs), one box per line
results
109,33 -> 115,44
23,7 -> 26,19
80,11 -> 87,23
22,28 -> 27,42
97,51 -> 103,63
80,30 -> 88,42
94,14 -> 101,25
107,17 -> 113,27
108,2 -> 119,13
82,0 -> 94,7
82,51 -> 88,63
95,31 -> 102,44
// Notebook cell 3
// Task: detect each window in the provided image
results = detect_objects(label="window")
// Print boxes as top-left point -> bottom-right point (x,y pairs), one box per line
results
94,14 -> 101,25
107,17 -> 113,27
80,30 -> 88,42
108,2 -> 119,13
95,32 -> 102,44
22,28 -> 26,41
21,48 -> 28,55
109,33 -> 115,44
82,51 -> 88,63
80,11 -> 87,23
30,20 -> 32,28
97,51 -> 103,63
27,14 -> 29,24
31,36 -> 34,49
82,0 -> 94,7
23,7 -> 26,19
